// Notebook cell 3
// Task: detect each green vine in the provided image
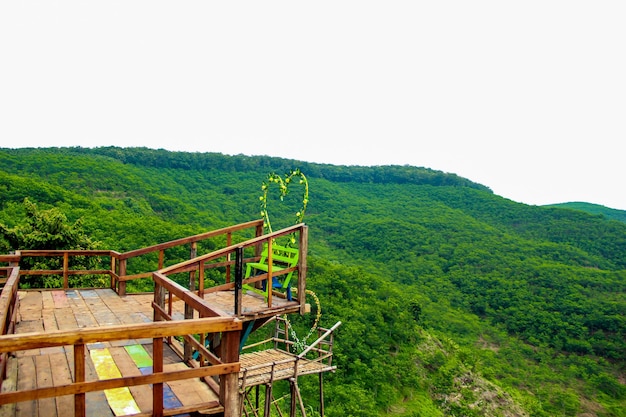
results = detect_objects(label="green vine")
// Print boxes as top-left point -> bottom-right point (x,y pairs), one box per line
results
259,169 -> 309,243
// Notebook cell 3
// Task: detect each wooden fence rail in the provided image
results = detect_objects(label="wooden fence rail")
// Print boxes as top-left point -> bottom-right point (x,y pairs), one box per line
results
1,219 -> 266,295
0,317 -> 242,417
157,223 -> 308,315
0,266 -> 19,385
0,220 -> 307,316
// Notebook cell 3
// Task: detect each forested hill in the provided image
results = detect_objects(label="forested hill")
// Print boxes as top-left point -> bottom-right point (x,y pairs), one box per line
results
71,146 -> 493,190
1,146 -> 625,417
546,201 -> 626,224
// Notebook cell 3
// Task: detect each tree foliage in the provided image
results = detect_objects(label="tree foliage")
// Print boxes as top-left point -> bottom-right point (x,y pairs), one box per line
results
0,198 -> 95,251
0,198 -> 101,288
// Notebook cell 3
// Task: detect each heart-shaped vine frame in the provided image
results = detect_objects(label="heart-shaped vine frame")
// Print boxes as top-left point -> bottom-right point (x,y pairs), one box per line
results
259,169 -> 309,244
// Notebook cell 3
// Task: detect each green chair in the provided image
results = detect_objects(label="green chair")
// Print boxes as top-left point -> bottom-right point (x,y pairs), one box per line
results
244,243 -> 299,301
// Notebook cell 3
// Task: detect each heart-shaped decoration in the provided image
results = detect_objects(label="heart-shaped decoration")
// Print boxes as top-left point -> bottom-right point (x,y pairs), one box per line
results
259,169 -> 309,241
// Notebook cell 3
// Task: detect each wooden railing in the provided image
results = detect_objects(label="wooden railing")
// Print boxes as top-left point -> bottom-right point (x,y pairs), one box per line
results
8,249 -> 118,289
115,219 -> 265,295
0,266 -> 19,384
1,219 -> 265,295
156,223 -> 309,316
0,315 -> 242,417
0,267 -> 19,337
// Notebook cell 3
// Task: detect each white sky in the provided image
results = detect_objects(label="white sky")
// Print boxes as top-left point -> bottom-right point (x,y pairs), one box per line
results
1,2 -> 625,209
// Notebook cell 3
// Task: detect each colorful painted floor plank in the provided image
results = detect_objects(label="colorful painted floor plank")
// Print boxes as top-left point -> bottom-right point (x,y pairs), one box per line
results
139,367 -> 186,412
84,348 -> 114,417
109,346 -> 153,413
125,344 -> 153,368
65,289 -> 80,299
90,348 -> 141,416
52,290 -> 69,308
68,292 -> 99,328
81,289 -> 99,298
165,362 -> 218,409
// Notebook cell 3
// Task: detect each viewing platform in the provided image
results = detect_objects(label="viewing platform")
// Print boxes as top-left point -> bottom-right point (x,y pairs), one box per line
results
0,220 -> 340,417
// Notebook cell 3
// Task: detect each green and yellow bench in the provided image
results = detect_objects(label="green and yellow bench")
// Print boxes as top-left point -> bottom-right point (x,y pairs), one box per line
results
243,243 -> 299,301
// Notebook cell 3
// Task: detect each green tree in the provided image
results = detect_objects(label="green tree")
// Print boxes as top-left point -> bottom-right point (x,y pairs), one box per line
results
1,198 -> 96,251
0,198 -> 100,288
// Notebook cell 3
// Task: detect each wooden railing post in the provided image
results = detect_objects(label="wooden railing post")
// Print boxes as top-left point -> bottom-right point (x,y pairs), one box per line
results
189,242 -> 197,291
110,256 -> 116,290
199,260 -> 205,298
267,239 -> 273,308
118,259 -> 127,296
63,252 -> 69,289
153,336 -> 164,417
225,233 -> 232,283
298,225 -> 308,314
158,249 -> 164,270
74,343 -> 86,417
10,251 -> 20,267
184,244 -> 197,362
255,222 -> 264,238
234,247 -> 243,317
220,327 -> 241,417
154,279 -> 165,322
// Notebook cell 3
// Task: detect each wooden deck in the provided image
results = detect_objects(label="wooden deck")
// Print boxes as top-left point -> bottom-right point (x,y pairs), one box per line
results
0,288 -> 330,417
1,289 -> 222,417
0,221 -> 336,417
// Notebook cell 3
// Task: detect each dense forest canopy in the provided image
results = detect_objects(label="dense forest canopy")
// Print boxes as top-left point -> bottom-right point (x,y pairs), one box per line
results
1,147 -> 624,416
546,202 -> 626,224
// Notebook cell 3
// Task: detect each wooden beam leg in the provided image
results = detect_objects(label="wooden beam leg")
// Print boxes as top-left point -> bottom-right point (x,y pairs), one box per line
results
221,330 -> 241,417
290,379 -> 297,417
153,337 -> 164,417
320,373 -> 325,417
74,344 -> 86,417
294,380 -> 307,417
264,384 -> 272,417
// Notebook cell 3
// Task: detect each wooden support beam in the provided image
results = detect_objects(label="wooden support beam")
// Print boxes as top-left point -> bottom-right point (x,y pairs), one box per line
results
153,337 -> 164,417
320,373 -> 325,417
234,247 -> 243,317
264,384 -> 272,417
63,252 -> 69,289
74,344 -> 86,417
225,233 -> 232,283
118,259 -> 127,296
290,379 -> 297,416
220,327 -> 241,417
298,225 -> 308,314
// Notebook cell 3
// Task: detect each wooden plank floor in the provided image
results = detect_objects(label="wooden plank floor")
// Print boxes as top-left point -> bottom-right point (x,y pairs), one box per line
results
202,290 -> 300,321
2,289 -> 221,417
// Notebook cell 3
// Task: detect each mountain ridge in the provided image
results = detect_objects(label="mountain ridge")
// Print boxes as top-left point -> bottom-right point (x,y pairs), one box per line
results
545,201 -> 626,223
